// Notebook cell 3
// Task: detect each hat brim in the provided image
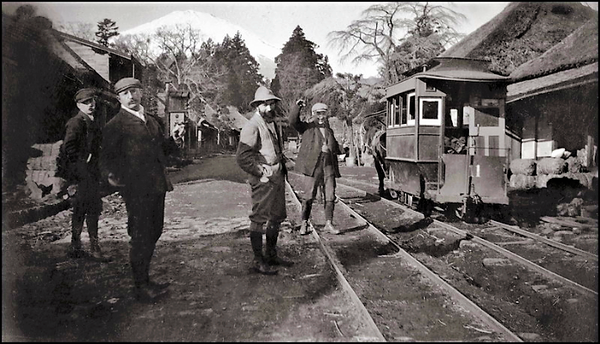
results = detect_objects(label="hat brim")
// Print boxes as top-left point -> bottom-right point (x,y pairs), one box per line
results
250,96 -> 281,108
115,85 -> 142,94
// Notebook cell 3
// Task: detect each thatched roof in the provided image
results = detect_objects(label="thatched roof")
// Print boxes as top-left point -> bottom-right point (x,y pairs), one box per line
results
509,18 -> 598,82
225,106 -> 249,131
440,2 -> 597,76
507,62 -> 597,103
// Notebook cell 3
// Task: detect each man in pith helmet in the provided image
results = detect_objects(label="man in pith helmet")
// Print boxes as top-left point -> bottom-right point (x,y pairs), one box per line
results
236,86 -> 293,275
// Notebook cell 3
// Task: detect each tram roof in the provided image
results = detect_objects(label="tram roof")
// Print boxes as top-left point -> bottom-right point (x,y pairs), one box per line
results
386,58 -> 509,97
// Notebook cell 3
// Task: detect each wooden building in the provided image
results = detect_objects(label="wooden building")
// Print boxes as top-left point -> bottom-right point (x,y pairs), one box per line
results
506,19 -> 598,167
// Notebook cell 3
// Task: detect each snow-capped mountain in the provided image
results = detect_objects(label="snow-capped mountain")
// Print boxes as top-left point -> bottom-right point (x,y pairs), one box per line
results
118,10 -> 278,79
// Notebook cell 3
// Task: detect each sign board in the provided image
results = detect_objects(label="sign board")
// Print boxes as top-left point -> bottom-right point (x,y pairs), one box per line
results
170,112 -> 185,136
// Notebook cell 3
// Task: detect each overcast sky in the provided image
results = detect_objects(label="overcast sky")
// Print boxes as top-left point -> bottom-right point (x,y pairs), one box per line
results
3,2 -> 598,77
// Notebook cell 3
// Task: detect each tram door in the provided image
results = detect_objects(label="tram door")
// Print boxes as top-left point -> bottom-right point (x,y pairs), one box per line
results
464,104 -> 509,204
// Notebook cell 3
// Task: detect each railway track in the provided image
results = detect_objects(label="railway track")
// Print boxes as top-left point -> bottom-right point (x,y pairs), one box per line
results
286,173 -> 521,341
286,170 -> 598,342
339,176 -> 598,294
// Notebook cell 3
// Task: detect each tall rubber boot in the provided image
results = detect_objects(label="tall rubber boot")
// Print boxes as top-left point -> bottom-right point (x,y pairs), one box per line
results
249,222 -> 277,275
324,201 -> 340,234
265,223 -> 293,267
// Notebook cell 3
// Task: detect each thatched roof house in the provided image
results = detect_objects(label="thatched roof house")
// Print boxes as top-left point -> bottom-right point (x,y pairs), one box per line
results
507,18 -> 597,103
505,16 -> 597,163
440,2 -> 596,76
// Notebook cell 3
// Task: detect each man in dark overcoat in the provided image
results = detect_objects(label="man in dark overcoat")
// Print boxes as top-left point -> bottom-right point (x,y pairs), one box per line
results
62,88 -> 108,261
99,77 -> 173,303
289,100 -> 342,235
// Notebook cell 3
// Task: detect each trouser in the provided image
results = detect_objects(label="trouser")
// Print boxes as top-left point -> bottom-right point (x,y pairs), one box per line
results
71,177 -> 102,246
250,221 -> 280,260
301,199 -> 335,222
302,156 -> 336,222
123,193 -> 166,287
249,173 -> 287,226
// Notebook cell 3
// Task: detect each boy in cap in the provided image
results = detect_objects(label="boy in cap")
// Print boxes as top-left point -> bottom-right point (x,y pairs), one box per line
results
289,100 -> 342,235
236,86 -> 292,275
62,87 -> 109,261
100,77 -> 174,302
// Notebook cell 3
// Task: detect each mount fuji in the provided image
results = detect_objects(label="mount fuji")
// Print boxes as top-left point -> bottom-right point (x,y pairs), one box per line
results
118,10 -> 279,79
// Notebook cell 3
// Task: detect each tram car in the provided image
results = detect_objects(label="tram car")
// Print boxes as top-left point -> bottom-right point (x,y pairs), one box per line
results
384,57 -> 520,221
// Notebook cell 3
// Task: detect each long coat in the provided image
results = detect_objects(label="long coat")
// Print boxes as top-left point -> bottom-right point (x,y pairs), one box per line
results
99,108 -> 173,196
289,104 -> 341,178
62,111 -> 102,182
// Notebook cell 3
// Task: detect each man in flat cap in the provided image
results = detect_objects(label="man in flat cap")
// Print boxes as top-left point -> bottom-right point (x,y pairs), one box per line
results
60,87 -> 109,261
236,86 -> 293,275
290,100 -> 342,235
100,77 -> 173,303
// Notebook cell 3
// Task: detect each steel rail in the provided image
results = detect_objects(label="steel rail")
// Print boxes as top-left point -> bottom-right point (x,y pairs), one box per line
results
487,220 -> 598,261
332,183 -> 523,342
284,180 -> 386,342
336,181 -> 598,298
340,176 -> 598,261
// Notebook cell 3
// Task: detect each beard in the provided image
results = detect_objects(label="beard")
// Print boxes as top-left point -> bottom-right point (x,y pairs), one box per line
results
261,109 -> 277,123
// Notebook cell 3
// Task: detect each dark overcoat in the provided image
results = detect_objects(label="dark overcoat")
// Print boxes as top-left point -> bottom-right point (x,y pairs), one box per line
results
99,108 -> 173,196
63,111 -> 103,181
289,104 -> 341,178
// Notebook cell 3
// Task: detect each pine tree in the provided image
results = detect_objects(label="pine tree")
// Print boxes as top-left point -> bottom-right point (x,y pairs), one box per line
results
95,18 -> 119,47
213,32 -> 264,113
271,26 -> 332,115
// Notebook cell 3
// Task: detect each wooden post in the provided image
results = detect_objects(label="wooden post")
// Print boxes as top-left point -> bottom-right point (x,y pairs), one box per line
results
587,135 -> 595,167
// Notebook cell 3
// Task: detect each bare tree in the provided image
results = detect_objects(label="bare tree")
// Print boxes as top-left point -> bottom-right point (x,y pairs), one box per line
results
113,24 -> 226,117
328,2 -> 466,84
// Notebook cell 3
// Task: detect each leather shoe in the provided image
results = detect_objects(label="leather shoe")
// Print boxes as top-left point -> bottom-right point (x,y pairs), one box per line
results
251,259 -> 278,275
67,246 -> 86,259
324,221 -> 341,235
147,280 -> 170,290
299,220 -> 313,235
90,251 -> 111,263
135,285 -> 168,303
265,256 -> 294,267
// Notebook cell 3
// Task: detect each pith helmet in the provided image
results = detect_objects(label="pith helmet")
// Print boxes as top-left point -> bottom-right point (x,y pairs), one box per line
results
250,86 -> 281,107
311,103 -> 328,112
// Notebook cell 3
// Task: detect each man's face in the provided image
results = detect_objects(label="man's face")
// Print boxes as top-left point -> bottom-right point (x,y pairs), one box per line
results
117,87 -> 142,110
312,110 -> 327,126
76,98 -> 96,115
258,100 -> 278,123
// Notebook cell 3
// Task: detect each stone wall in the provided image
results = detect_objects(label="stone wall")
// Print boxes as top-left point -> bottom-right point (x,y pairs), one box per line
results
26,141 -> 65,200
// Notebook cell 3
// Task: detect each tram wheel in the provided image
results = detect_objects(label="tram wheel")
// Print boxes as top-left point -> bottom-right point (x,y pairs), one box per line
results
388,189 -> 399,200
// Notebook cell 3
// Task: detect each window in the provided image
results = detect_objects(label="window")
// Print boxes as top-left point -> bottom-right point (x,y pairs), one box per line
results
394,96 -> 401,126
419,97 -> 442,126
388,95 -> 402,127
403,92 -> 416,126
387,98 -> 395,127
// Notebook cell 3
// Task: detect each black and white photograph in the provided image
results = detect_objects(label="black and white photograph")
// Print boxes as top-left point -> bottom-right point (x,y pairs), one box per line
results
2,1 -> 598,341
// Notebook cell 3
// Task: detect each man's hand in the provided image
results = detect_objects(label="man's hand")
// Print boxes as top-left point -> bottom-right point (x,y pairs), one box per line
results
296,99 -> 306,108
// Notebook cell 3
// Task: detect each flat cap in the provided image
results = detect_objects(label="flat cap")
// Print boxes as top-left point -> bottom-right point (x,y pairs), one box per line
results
311,103 -> 328,112
114,77 -> 142,94
74,88 -> 97,102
